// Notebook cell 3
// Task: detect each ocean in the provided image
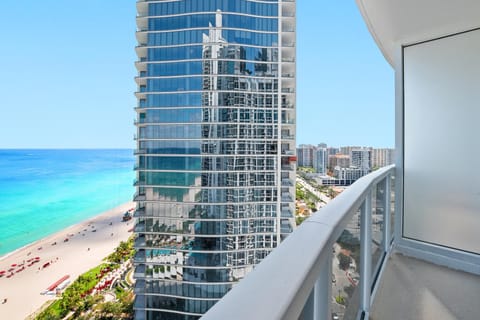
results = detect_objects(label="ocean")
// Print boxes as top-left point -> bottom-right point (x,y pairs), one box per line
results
0,149 -> 135,257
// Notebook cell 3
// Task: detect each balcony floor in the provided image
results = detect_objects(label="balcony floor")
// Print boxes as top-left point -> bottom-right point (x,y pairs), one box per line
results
370,252 -> 480,320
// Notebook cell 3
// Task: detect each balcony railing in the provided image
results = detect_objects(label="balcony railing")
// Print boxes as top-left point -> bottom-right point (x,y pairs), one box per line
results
203,165 -> 395,320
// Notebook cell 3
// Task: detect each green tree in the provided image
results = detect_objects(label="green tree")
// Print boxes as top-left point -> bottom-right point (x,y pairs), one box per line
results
296,216 -> 307,226
61,288 -> 81,312
118,291 -> 134,316
107,238 -> 135,263
36,307 -> 62,320
95,301 -> 124,320
335,295 -> 346,305
296,186 -> 305,200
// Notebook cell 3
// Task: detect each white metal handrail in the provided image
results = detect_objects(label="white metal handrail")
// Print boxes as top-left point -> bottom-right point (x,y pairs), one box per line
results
202,165 -> 395,320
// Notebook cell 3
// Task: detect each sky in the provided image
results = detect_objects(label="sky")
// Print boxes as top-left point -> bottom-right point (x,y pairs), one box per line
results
0,1 -> 394,149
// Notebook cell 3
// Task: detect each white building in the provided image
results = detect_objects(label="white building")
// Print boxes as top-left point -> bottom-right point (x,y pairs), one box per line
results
371,148 -> 395,168
351,148 -> 372,175
333,166 -> 364,181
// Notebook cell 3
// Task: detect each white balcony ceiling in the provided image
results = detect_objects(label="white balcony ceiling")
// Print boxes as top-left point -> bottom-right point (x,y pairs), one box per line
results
356,0 -> 480,66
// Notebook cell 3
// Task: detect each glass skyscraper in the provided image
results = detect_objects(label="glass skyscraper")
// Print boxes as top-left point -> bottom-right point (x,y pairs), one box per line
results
133,1 -> 296,319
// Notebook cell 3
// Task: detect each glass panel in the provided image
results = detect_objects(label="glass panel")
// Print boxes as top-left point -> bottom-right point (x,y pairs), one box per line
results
332,211 -> 361,320
404,31 -> 480,254
147,45 -> 278,63
149,0 -> 279,17
148,14 -> 277,32
371,180 -> 385,278
147,61 -> 277,77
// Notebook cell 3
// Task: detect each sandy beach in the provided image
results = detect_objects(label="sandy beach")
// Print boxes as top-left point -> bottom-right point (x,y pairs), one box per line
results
0,202 -> 135,320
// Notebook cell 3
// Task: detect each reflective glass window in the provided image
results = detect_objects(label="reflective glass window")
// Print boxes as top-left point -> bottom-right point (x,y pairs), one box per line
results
147,46 -> 277,62
146,93 -> 202,107
139,156 -> 202,171
139,124 -> 201,139
147,62 -> 203,76
148,46 -> 203,61
149,0 -> 278,17
149,14 -> 216,31
219,46 -> 278,62
140,171 -> 201,187
223,14 -> 277,32
147,30 -> 277,47
149,14 -> 278,32
147,77 -> 202,92
142,108 -> 203,123
148,30 -> 207,46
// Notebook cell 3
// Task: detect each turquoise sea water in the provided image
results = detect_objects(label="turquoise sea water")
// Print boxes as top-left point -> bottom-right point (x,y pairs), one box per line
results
0,149 -> 135,257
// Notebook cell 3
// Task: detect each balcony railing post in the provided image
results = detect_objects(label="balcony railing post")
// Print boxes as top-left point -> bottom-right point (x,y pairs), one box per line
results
383,174 -> 391,253
302,251 -> 332,320
360,190 -> 372,316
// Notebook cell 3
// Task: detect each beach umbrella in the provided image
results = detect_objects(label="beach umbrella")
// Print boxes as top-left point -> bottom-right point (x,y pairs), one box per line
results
11,264 -> 17,267
0,271 -> 5,274
35,257 -> 40,260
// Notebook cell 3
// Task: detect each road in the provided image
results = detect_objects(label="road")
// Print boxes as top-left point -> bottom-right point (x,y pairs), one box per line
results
296,176 -> 332,209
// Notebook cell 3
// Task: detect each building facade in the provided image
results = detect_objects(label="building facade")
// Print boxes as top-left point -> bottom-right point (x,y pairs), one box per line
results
351,148 -> 372,175
340,146 -> 361,158
333,166 -> 364,181
296,144 -> 314,167
133,1 -> 296,319
313,147 -> 328,175
371,148 -> 394,169
328,154 -> 350,171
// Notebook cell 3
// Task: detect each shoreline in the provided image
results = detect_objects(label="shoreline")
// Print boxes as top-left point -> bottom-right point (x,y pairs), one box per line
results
0,204 -> 129,262
0,201 -> 135,261
0,217 -> 98,262
0,201 -> 135,320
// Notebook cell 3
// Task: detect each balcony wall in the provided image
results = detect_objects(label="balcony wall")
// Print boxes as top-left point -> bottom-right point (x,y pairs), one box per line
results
355,0 -> 480,274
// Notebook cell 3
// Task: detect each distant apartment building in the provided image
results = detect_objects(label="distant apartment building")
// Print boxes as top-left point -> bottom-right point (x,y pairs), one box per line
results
340,146 -> 361,158
316,166 -> 363,186
327,147 -> 339,156
371,148 -> 395,168
351,148 -> 372,175
328,154 -> 350,171
310,145 -> 392,186
333,166 -> 365,181
297,144 -> 314,167
313,147 -> 328,175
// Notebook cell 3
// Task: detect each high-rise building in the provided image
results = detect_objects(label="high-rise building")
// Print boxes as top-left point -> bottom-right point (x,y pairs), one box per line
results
328,154 -> 350,171
133,1 -> 296,319
351,148 -> 372,175
371,148 -> 395,168
327,147 -> 339,156
317,142 -> 327,149
297,144 -> 314,167
313,147 -> 328,175
340,146 -> 361,158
